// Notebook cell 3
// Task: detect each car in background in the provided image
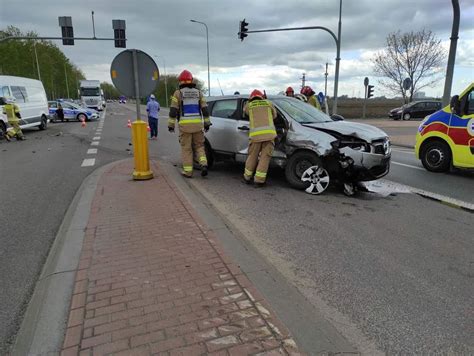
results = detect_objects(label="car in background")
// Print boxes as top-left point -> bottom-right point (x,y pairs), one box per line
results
0,75 -> 50,135
48,100 -> 99,122
119,95 -> 127,104
415,83 -> 474,172
205,95 -> 391,195
389,100 -> 441,120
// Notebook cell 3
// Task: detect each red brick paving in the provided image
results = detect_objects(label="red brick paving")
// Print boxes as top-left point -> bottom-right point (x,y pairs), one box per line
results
61,160 -> 304,355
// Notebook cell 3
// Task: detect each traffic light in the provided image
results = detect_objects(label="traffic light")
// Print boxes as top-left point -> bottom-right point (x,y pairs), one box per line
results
112,20 -> 126,48
238,19 -> 249,41
58,16 -> 74,45
367,85 -> 374,98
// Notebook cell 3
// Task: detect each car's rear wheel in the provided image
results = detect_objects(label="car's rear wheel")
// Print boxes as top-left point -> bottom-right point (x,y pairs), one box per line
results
205,141 -> 214,169
403,113 -> 411,120
77,113 -> 87,122
0,121 -> 7,139
285,151 -> 326,190
38,115 -> 47,130
421,140 -> 451,172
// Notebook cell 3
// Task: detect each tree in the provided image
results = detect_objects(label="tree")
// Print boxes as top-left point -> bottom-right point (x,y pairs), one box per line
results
372,29 -> 446,102
0,26 -> 85,99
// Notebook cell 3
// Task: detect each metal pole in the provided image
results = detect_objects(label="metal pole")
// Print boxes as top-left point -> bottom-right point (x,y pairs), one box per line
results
64,63 -> 70,98
324,62 -> 328,98
191,20 -> 211,96
33,41 -> 41,81
132,50 -> 141,120
206,24 -> 210,96
333,0 -> 342,114
91,11 -> 96,39
442,0 -> 460,107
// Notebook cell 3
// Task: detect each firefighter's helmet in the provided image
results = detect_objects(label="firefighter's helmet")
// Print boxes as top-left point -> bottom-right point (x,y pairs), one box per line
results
249,89 -> 264,99
285,87 -> 294,95
178,70 -> 193,84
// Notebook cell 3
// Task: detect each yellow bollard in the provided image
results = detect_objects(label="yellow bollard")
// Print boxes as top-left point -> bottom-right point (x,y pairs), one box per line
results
131,119 -> 154,180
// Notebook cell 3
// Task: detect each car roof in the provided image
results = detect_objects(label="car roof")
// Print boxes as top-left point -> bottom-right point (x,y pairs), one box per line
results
208,94 -> 291,102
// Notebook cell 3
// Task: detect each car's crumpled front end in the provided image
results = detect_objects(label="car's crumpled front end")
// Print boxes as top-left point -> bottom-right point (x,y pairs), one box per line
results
296,121 -> 391,182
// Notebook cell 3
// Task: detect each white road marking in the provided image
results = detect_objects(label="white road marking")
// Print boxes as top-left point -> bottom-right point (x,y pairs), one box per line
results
81,158 -> 96,167
391,148 -> 415,154
391,161 -> 425,171
91,141 -> 99,146
87,148 -> 97,154
93,136 -> 101,140
366,179 -> 474,211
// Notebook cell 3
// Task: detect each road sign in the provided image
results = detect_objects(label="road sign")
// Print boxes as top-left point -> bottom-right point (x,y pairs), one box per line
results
403,77 -> 412,91
364,77 -> 369,87
110,49 -> 159,98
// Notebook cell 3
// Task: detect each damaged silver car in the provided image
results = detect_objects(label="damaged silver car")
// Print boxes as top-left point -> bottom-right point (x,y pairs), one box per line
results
204,95 -> 391,195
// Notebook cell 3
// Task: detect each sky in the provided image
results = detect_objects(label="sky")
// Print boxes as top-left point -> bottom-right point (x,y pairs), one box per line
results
1,0 -> 473,98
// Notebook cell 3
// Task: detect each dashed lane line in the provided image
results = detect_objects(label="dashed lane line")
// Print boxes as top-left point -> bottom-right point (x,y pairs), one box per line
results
81,158 -> 96,167
91,141 -> 99,146
391,161 -> 425,171
87,148 -> 97,154
93,136 -> 101,140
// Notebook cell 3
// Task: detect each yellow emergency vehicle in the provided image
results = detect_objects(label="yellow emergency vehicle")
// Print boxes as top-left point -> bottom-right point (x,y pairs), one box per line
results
415,83 -> 474,171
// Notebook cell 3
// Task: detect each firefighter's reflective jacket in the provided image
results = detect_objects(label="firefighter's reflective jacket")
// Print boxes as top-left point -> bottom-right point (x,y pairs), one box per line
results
168,87 -> 210,133
243,99 -> 277,142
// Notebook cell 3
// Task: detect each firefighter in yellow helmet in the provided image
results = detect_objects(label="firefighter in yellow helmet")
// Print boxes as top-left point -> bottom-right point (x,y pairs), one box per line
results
168,70 -> 211,178
301,86 -> 321,111
242,90 -> 277,187
2,96 -> 25,141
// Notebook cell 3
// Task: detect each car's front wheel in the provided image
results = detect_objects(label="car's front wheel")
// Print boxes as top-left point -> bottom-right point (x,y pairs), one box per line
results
403,113 -> 411,120
285,151 -> 326,190
421,140 -> 451,172
38,115 -> 48,130
205,141 -> 214,169
77,113 -> 87,122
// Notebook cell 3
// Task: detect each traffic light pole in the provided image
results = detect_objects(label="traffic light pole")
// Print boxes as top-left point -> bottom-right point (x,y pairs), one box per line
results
241,25 -> 341,114
0,36 -> 117,42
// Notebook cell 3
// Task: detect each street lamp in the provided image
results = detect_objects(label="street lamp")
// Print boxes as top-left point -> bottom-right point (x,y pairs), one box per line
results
190,19 -> 210,96
153,55 -> 168,106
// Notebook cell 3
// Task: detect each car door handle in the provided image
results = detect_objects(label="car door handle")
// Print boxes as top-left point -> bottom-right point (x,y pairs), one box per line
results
237,126 -> 249,131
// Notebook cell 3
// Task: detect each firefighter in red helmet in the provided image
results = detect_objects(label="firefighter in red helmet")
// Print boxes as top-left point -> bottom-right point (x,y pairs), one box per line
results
285,87 -> 294,97
168,70 -> 211,178
242,89 -> 277,187
301,86 -> 321,110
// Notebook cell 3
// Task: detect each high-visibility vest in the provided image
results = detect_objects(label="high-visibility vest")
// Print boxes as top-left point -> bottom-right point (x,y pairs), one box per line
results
307,95 -> 321,110
248,99 -> 276,142
169,88 -> 206,133
3,103 -> 20,122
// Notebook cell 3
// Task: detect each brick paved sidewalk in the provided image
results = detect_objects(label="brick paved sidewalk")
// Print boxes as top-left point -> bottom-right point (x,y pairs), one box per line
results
61,160 -> 303,356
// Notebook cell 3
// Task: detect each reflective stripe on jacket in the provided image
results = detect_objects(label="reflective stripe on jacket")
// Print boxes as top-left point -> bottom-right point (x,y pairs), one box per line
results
246,99 -> 277,142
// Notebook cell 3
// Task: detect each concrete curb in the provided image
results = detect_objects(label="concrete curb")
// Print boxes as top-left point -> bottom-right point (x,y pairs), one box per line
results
159,160 -> 359,355
11,161 -> 116,356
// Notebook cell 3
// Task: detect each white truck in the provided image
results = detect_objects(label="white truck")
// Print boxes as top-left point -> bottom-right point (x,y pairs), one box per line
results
79,80 -> 104,111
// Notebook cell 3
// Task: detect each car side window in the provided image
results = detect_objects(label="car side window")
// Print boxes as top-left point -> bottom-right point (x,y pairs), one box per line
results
2,86 -> 11,98
467,91 -> 474,115
49,102 -> 57,108
11,86 -> 26,103
211,99 -> 238,119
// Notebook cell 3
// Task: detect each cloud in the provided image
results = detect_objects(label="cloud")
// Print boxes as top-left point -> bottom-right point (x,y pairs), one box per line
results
2,0 -> 473,97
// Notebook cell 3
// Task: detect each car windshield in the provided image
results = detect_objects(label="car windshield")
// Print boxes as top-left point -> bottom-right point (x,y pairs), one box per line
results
272,97 -> 332,123
80,88 -> 100,96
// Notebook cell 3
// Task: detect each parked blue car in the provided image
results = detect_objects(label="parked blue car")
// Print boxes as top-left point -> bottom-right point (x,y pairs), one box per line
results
48,100 -> 99,122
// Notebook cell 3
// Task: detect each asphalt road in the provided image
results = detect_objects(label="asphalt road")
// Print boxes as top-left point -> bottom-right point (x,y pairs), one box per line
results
113,103 -> 471,354
0,109 -> 128,353
2,103 -> 472,354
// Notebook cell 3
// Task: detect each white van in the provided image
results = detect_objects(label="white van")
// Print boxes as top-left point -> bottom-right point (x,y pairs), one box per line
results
0,75 -> 50,136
